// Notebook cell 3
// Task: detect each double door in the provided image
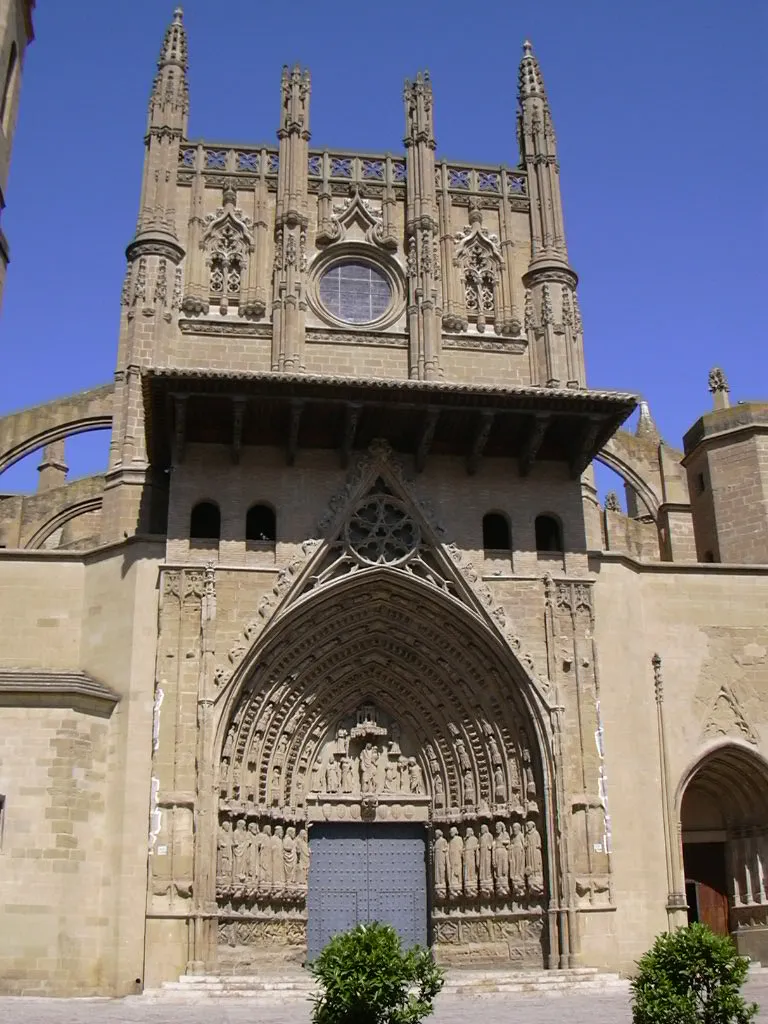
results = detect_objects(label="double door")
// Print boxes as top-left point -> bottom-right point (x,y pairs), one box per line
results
307,823 -> 428,960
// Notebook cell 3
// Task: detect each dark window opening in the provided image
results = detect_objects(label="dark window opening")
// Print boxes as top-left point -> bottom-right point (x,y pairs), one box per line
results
190,501 -> 220,540
696,472 -> 706,495
246,503 -> 276,543
535,514 -> 563,553
703,550 -> 715,563
483,512 -> 511,550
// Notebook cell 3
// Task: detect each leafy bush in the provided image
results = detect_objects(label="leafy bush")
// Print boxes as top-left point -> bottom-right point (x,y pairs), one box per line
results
309,921 -> 444,1024
631,923 -> 758,1023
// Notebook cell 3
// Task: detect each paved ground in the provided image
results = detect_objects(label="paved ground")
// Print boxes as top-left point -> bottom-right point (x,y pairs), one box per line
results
2,980 -> 767,1024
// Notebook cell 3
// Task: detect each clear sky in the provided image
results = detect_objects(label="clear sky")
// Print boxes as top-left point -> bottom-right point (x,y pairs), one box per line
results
0,0 -> 765,494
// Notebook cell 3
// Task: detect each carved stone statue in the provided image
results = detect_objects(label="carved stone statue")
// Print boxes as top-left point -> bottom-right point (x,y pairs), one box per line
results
455,738 -> 471,773
493,766 -> 506,804
283,825 -> 298,886
448,826 -> 463,897
462,770 -> 476,807
340,756 -> 355,794
433,773 -> 445,808
383,760 -> 399,793
326,758 -> 340,794
222,726 -> 235,763
509,821 -> 526,896
408,757 -> 424,795
217,820 -> 232,882
310,762 -> 323,792
488,735 -> 502,767
246,821 -> 261,883
360,743 -> 379,794
492,821 -> 510,895
272,825 -> 286,892
433,829 -> 449,897
296,828 -> 310,889
232,819 -> 249,884
260,824 -> 273,890
524,820 -> 544,896
478,824 -> 493,896
463,827 -> 479,896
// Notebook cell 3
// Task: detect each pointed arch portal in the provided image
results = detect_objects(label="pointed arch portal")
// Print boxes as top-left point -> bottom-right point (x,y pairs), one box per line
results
212,567 -> 555,970
680,743 -> 768,962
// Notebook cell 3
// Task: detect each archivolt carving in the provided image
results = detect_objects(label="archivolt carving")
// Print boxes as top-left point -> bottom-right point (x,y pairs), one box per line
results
316,187 -> 394,250
213,562 -> 550,927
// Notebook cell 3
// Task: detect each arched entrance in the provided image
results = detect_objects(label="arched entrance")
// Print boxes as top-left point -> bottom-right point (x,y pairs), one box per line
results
680,743 -> 768,962
211,569 -> 555,972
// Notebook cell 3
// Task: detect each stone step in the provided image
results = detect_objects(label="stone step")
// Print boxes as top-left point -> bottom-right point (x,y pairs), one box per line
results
141,967 -> 628,1003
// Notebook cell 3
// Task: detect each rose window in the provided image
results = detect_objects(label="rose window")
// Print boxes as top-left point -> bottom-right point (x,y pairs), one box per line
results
345,496 -> 420,565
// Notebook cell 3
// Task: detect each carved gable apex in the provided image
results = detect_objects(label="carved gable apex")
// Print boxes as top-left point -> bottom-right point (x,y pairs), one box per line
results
212,441 -> 553,707
317,187 -> 391,249
703,684 -> 758,745
454,203 -> 503,267
202,185 -> 254,253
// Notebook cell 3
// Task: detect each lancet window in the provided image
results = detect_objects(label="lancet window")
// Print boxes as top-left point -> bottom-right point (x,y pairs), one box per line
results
463,240 -> 498,332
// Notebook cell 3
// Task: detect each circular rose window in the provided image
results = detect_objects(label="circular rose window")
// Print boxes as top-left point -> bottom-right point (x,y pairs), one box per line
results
345,496 -> 420,565
318,260 -> 391,324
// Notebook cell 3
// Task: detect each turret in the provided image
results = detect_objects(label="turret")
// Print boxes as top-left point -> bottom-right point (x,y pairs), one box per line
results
683,368 -> 768,563
103,7 -> 189,541
518,42 -> 584,387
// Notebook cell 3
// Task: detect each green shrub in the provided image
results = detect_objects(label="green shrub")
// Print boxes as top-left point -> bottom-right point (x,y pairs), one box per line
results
631,923 -> 758,1023
309,921 -> 444,1024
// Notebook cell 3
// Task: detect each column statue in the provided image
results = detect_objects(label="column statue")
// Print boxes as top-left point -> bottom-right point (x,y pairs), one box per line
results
492,821 -> 510,896
448,826 -> 464,898
433,829 -> 449,898
463,826 -> 479,896
478,824 -> 493,896
231,819 -> 249,884
509,821 -> 526,896
283,825 -> 298,886
524,820 -> 544,896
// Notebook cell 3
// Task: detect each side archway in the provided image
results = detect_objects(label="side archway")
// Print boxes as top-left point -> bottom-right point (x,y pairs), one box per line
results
677,742 -> 768,961
210,568 -> 557,972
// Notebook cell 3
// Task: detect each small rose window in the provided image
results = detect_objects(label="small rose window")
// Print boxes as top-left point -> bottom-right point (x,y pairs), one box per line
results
318,260 -> 391,324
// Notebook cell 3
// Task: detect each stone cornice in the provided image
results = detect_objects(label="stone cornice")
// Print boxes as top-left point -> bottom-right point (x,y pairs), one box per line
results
589,550 -> 768,576
0,669 -> 121,715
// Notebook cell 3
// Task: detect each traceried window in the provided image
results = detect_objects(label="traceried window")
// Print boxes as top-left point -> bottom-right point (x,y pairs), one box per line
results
207,224 -> 245,306
463,241 -> 496,330
319,261 -> 391,324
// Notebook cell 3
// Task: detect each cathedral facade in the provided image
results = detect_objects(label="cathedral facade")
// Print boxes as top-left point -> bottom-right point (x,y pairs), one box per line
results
0,8 -> 767,997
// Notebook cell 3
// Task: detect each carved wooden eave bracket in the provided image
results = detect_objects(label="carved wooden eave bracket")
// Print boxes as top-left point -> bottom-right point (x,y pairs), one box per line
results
0,669 -> 121,717
143,368 -> 638,479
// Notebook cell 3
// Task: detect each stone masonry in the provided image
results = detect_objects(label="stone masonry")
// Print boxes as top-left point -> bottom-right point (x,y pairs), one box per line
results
0,7 -> 767,998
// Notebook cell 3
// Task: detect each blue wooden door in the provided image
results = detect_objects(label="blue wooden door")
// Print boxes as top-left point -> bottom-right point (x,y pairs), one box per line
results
307,823 -> 427,960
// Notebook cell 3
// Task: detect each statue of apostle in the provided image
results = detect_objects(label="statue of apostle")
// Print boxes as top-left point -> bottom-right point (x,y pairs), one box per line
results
463,827 -> 479,896
478,824 -> 493,896
448,826 -> 464,898
433,829 -> 449,898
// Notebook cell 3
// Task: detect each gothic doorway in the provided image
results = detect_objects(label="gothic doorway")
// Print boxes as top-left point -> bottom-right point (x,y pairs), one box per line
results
680,744 -> 768,962
212,565 -> 554,971
307,823 -> 428,960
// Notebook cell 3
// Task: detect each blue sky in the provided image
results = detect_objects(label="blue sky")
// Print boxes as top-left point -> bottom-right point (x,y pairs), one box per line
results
1,0 -> 765,494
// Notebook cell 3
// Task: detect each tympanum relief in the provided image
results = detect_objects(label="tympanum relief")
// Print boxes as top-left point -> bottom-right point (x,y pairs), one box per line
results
216,689 -> 546,951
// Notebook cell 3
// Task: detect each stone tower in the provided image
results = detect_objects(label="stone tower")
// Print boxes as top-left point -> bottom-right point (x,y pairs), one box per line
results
0,0 -> 35,307
684,368 -> 768,563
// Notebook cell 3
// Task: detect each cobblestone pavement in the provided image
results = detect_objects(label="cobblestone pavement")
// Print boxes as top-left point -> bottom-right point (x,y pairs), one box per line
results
2,980 -> 767,1024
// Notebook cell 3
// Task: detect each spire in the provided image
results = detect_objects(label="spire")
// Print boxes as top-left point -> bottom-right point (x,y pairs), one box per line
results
518,40 -> 548,103
636,399 -> 661,442
404,71 -> 435,149
148,6 -> 189,136
517,39 -> 568,267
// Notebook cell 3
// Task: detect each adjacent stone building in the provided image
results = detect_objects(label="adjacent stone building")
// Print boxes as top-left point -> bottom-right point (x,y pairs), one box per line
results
0,7 -> 766,997
0,0 -> 34,306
